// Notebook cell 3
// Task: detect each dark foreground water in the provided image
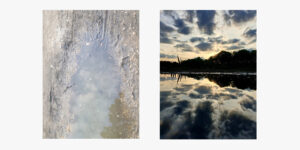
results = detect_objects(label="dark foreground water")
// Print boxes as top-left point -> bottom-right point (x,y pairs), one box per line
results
160,73 -> 256,139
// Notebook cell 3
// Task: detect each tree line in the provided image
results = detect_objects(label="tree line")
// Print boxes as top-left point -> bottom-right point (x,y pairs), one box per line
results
160,49 -> 256,72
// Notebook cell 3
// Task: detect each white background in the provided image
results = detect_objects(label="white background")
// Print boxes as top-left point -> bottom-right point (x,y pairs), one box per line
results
0,0 -> 300,149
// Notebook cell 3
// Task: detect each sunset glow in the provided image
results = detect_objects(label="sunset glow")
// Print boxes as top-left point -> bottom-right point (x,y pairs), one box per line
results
160,10 -> 257,61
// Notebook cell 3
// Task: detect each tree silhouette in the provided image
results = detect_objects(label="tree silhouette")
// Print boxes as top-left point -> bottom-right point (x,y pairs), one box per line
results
160,49 -> 256,72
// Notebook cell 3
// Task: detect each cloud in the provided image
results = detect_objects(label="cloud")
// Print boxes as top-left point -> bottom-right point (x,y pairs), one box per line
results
176,100 -> 191,108
227,45 -> 244,50
160,32 -> 172,44
228,38 -> 240,44
161,100 -> 215,139
190,37 -> 205,42
189,101 -> 214,138
174,19 -> 191,35
196,10 -> 216,35
224,87 -> 242,94
220,38 -> 245,45
178,26 -> 191,35
160,37 -> 172,44
174,19 -> 185,28
185,10 -> 195,23
239,96 -> 256,112
160,91 -> 172,102
243,28 -> 257,38
161,101 -> 174,111
195,42 -> 212,51
239,41 -> 246,46
221,38 -> 247,49
173,100 -> 191,115
160,21 -> 175,33
162,10 -> 179,20
206,93 -> 238,100
160,38 -> 172,44
160,119 -> 172,137
189,92 -> 204,99
248,39 -> 256,44
160,53 -> 177,59
160,21 -> 174,44
174,43 -> 193,52
174,84 -> 193,92
161,12 -> 191,36
218,110 -> 256,139
194,85 -> 212,94
224,10 -> 256,25
207,36 -> 223,43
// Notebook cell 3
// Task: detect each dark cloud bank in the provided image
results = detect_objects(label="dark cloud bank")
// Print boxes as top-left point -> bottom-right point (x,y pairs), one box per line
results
224,10 -> 256,25
174,19 -> 191,35
196,10 -> 216,35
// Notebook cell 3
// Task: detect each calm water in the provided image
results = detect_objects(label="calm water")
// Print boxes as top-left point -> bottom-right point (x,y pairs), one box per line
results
160,73 -> 256,139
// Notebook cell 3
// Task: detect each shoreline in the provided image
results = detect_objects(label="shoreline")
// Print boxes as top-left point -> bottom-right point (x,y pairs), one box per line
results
160,71 -> 256,75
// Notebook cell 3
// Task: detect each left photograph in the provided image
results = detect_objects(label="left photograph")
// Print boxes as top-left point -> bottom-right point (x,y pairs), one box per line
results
43,10 -> 139,139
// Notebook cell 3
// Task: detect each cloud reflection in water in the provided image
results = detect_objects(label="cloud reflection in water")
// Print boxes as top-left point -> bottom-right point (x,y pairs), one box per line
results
160,73 -> 256,139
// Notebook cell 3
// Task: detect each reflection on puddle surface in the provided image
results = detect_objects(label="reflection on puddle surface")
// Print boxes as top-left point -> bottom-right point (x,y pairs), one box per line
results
101,93 -> 139,138
160,73 -> 256,139
43,10 -> 139,139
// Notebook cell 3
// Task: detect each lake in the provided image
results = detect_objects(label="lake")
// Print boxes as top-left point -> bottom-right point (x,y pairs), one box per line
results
160,73 -> 256,139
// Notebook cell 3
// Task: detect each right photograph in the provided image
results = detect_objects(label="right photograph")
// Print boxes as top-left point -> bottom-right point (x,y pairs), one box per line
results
160,10 -> 257,139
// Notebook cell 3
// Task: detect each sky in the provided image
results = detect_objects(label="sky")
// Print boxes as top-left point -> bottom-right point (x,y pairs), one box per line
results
160,10 -> 257,61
